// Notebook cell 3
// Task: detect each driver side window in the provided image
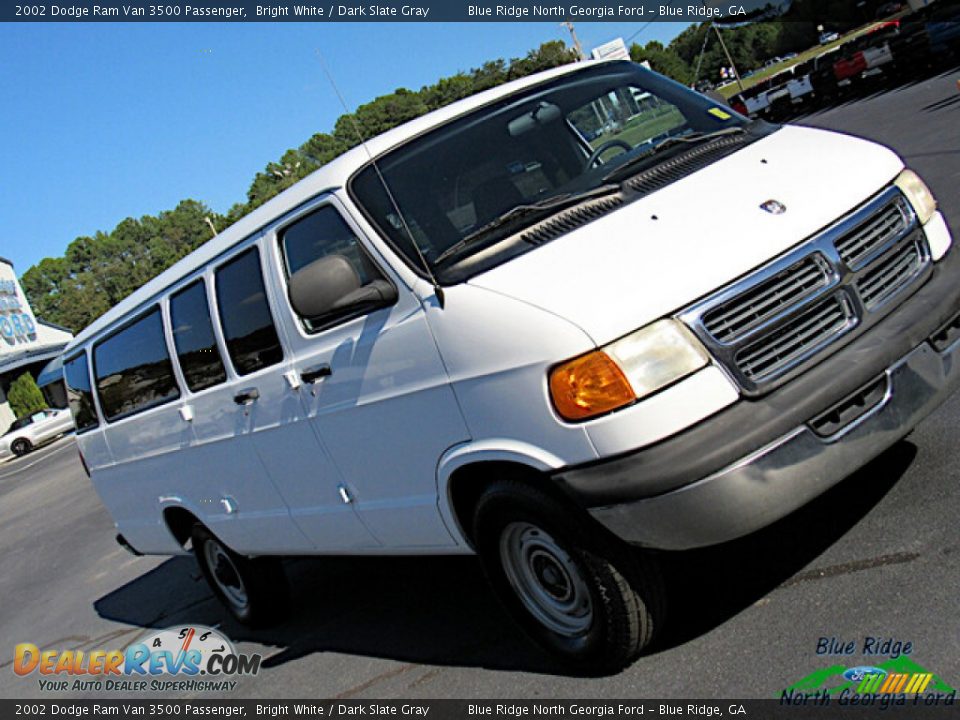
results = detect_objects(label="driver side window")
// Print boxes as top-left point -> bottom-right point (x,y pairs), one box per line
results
280,206 -> 386,332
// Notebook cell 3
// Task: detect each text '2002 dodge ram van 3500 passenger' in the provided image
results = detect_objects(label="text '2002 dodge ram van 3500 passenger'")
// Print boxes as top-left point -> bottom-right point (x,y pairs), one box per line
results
62,59 -> 958,669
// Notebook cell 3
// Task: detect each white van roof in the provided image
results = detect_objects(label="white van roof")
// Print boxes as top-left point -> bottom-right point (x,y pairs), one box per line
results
67,59 -> 619,352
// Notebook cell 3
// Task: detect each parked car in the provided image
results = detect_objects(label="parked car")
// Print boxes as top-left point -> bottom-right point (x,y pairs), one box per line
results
889,16 -> 933,73
62,59 -> 958,669
787,72 -> 815,104
876,1 -> 904,17
834,49 -> 869,82
926,3 -> 960,55
807,47 -> 842,104
820,31 -> 841,44
742,84 -> 772,115
0,408 -> 74,459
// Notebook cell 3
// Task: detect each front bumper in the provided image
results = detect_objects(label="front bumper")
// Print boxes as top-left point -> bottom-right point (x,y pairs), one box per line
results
554,222 -> 960,551
584,336 -> 960,549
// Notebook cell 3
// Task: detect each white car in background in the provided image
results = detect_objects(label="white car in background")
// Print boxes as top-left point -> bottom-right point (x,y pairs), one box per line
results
0,408 -> 74,459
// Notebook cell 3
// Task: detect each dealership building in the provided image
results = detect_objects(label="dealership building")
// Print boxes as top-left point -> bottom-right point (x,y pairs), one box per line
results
0,257 -> 74,433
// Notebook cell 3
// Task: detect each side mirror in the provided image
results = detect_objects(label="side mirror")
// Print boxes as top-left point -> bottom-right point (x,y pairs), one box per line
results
332,279 -> 398,311
289,255 -> 397,320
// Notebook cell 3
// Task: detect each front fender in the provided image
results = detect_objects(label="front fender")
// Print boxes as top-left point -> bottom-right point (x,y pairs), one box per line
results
436,439 -> 568,546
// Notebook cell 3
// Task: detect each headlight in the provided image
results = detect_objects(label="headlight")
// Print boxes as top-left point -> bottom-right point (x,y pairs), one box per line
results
549,319 -> 709,421
895,169 -> 937,225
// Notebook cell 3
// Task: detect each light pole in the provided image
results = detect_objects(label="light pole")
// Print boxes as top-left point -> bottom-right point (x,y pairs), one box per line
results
562,21 -> 587,61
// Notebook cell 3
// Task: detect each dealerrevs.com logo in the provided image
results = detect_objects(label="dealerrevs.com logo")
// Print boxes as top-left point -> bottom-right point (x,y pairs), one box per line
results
13,625 -> 260,693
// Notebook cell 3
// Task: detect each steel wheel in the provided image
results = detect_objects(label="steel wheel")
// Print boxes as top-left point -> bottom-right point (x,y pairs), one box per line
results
498,521 -> 594,638
474,480 -> 665,668
203,537 -> 249,613
190,523 -> 288,627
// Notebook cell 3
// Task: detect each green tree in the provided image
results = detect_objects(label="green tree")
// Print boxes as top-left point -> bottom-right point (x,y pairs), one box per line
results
299,132 -> 349,166
7,372 -> 46,417
469,59 -> 509,92
630,41 -> 693,84
246,149 -> 318,210
507,40 -> 579,80
21,200 -> 223,333
419,72 -> 476,111
332,88 -> 430,149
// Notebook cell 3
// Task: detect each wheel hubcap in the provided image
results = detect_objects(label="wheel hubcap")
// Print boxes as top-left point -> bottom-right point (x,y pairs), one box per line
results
203,540 -> 248,611
499,522 -> 593,637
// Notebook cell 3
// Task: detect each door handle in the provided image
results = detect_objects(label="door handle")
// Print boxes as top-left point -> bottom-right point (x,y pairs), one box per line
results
300,364 -> 332,384
233,388 -> 260,405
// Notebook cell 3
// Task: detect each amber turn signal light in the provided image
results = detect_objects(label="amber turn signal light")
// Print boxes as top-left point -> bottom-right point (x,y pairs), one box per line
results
549,350 -> 635,421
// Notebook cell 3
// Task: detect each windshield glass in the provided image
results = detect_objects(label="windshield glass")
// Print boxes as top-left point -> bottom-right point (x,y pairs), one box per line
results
350,61 -> 749,283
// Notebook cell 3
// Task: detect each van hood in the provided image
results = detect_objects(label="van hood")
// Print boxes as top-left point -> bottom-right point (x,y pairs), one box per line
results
468,125 -> 904,346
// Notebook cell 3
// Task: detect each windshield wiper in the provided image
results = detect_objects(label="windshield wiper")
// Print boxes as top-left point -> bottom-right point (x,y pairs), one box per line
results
433,184 -> 620,267
602,127 -> 746,184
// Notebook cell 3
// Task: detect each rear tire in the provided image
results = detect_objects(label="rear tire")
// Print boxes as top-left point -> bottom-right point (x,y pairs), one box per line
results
191,524 -> 288,627
473,480 -> 664,670
11,439 -> 32,457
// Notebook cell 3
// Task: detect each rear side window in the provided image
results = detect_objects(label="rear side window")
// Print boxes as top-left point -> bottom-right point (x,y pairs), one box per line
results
93,308 -> 180,421
170,280 -> 227,392
215,247 -> 283,375
63,353 -> 99,432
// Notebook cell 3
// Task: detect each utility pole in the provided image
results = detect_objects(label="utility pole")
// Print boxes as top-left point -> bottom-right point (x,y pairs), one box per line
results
562,21 -> 587,61
712,22 -> 744,92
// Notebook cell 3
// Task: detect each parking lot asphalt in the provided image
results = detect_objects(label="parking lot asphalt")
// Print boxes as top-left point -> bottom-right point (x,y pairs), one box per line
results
2,65 -> 959,701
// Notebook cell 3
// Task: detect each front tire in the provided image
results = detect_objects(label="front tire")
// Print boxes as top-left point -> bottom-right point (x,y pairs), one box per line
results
473,480 -> 664,670
191,524 -> 288,627
11,439 -> 32,457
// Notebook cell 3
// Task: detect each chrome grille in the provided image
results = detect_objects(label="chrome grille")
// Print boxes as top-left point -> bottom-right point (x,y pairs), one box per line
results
835,195 -> 909,268
856,233 -> 924,309
702,255 -> 831,343
681,187 -> 931,396
736,296 -> 852,382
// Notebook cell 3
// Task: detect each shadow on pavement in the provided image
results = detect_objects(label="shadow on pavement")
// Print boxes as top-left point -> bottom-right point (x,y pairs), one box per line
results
95,550 -> 565,676
94,441 -> 917,677
922,94 -> 960,112
653,440 -> 918,652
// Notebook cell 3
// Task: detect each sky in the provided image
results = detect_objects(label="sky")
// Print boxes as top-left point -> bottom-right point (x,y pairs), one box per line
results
0,21 -> 691,276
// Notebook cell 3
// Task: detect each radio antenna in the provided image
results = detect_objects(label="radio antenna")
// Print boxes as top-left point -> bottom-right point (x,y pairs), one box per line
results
316,49 -> 445,308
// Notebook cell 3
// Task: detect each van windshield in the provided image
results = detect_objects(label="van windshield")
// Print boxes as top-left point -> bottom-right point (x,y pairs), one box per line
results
350,62 -> 751,283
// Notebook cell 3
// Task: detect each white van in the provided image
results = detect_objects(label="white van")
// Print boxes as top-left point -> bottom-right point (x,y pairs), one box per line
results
63,59 -> 958,669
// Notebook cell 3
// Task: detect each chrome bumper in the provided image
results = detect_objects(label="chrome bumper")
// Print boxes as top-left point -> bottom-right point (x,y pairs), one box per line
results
588,335 -> 960,550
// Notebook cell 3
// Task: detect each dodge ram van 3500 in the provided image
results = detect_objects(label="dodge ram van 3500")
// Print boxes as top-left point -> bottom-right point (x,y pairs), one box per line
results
62,59 -> 958,668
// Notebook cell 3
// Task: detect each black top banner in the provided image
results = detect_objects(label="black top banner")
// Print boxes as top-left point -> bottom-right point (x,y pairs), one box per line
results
3,1 -> 818,22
